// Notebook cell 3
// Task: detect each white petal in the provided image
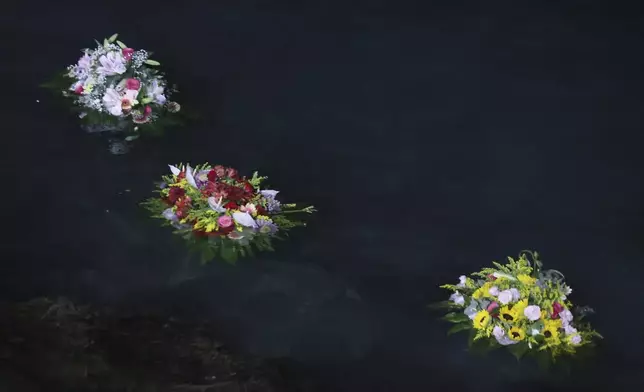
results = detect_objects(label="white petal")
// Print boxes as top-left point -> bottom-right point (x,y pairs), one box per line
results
207,197 -> 226,213
232,211 -> 257,228
169,165 -> 181,176
185,164 -> 198,188
260,189 -> 279,198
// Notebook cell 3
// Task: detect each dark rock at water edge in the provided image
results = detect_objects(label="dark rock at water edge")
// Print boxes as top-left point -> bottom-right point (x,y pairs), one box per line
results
0,297 -> 319,392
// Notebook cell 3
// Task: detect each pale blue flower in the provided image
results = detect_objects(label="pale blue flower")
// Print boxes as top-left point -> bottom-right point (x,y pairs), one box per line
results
162,208 -> 178,222
464,301 -> 479,320
569,334 -> 582,345
449,292 -> 465,306
256,216 -> 278,235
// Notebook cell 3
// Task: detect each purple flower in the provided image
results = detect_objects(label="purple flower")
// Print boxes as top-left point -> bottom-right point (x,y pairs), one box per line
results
256,216 -> 278,235
265,197 -> 281,212
194,170 -> 210,188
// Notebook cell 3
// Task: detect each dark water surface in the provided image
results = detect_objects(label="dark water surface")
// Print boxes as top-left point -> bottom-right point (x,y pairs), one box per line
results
4,0 -> 644,390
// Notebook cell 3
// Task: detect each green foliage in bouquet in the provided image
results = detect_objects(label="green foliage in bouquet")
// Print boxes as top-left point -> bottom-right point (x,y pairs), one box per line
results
432,251 -> 602,367
141,163 -> 315,264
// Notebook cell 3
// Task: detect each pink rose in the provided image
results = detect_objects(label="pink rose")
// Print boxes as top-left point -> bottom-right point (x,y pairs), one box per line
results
74,84 -> 84,94
217,215 -> 233,228
552,302 -> 564,319
486,301 -> 499,313
144,105 -> 152,115
125,78 -> 141,90
122,48 -> 135,61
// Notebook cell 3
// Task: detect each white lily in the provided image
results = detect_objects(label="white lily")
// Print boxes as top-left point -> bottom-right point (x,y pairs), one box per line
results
185,164 -> 198,188
232,211 -> 257,228
207,196 -> 226,213
169,165 -> 181,176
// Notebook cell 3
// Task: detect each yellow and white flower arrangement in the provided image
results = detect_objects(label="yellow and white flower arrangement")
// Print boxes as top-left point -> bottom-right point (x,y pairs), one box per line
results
436,251 -> 602,361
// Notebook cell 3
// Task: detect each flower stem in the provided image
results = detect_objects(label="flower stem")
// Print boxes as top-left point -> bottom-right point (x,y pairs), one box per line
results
281,206 -> 316,214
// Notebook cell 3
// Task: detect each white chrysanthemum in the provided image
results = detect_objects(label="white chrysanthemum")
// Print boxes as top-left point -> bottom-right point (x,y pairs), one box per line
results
492,326 -> 518,346
524,305 -> 541,321
564,324 -> 577,335
488,286 -> 499,296
498,289 -> 514,305
559,309 -> 573,325
457,275 -> 467,288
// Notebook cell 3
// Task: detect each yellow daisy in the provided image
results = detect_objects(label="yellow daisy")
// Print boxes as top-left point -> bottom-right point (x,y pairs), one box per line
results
473,310 -> 491,330
508,326 -> 526,341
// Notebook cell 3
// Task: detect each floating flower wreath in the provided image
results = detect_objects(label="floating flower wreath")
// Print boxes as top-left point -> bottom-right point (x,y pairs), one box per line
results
42,33 -> 182,142
435,251 -> 602,363
142,163 -> 316,264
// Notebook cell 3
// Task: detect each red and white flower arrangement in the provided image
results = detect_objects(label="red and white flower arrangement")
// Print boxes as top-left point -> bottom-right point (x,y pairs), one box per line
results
142,163 -> 316,263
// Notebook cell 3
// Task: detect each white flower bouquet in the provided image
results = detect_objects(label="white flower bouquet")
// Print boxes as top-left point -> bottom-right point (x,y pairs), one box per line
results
43,33 -> 182,145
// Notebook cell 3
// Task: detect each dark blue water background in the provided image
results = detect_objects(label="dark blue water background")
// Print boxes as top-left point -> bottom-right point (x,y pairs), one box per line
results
3,0 -> 644,390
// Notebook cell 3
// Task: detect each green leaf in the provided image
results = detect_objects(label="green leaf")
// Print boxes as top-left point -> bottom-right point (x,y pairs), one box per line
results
108,33 -> 118,43
141,97 -> 153,104
467,328 -> 476,348
200,246 -> 215,264
447,323 -> 471,336
428,301 -> 454,310
144,59 -> 161,66
220,244 -> 238,264
116,40 -> 127,49
507,342 -> 529,361
442,312 -> 470,323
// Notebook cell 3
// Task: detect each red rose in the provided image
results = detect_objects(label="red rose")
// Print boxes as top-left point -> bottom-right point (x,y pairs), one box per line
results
74,84 -> 84,94
226,167 -> 238,179
168,187 -> 185,203
201,182 -> 216,197
224,201 -> 238,209
144,105 -> 152,115
243,180 -> 254,193
256,205 -> 267,215
552,302 -> 564,319
487,274 -> 497,281
213,165 -> 226,178
207,170 -> 217,182
122,48 -> 135,60
125,78 -> 141,90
